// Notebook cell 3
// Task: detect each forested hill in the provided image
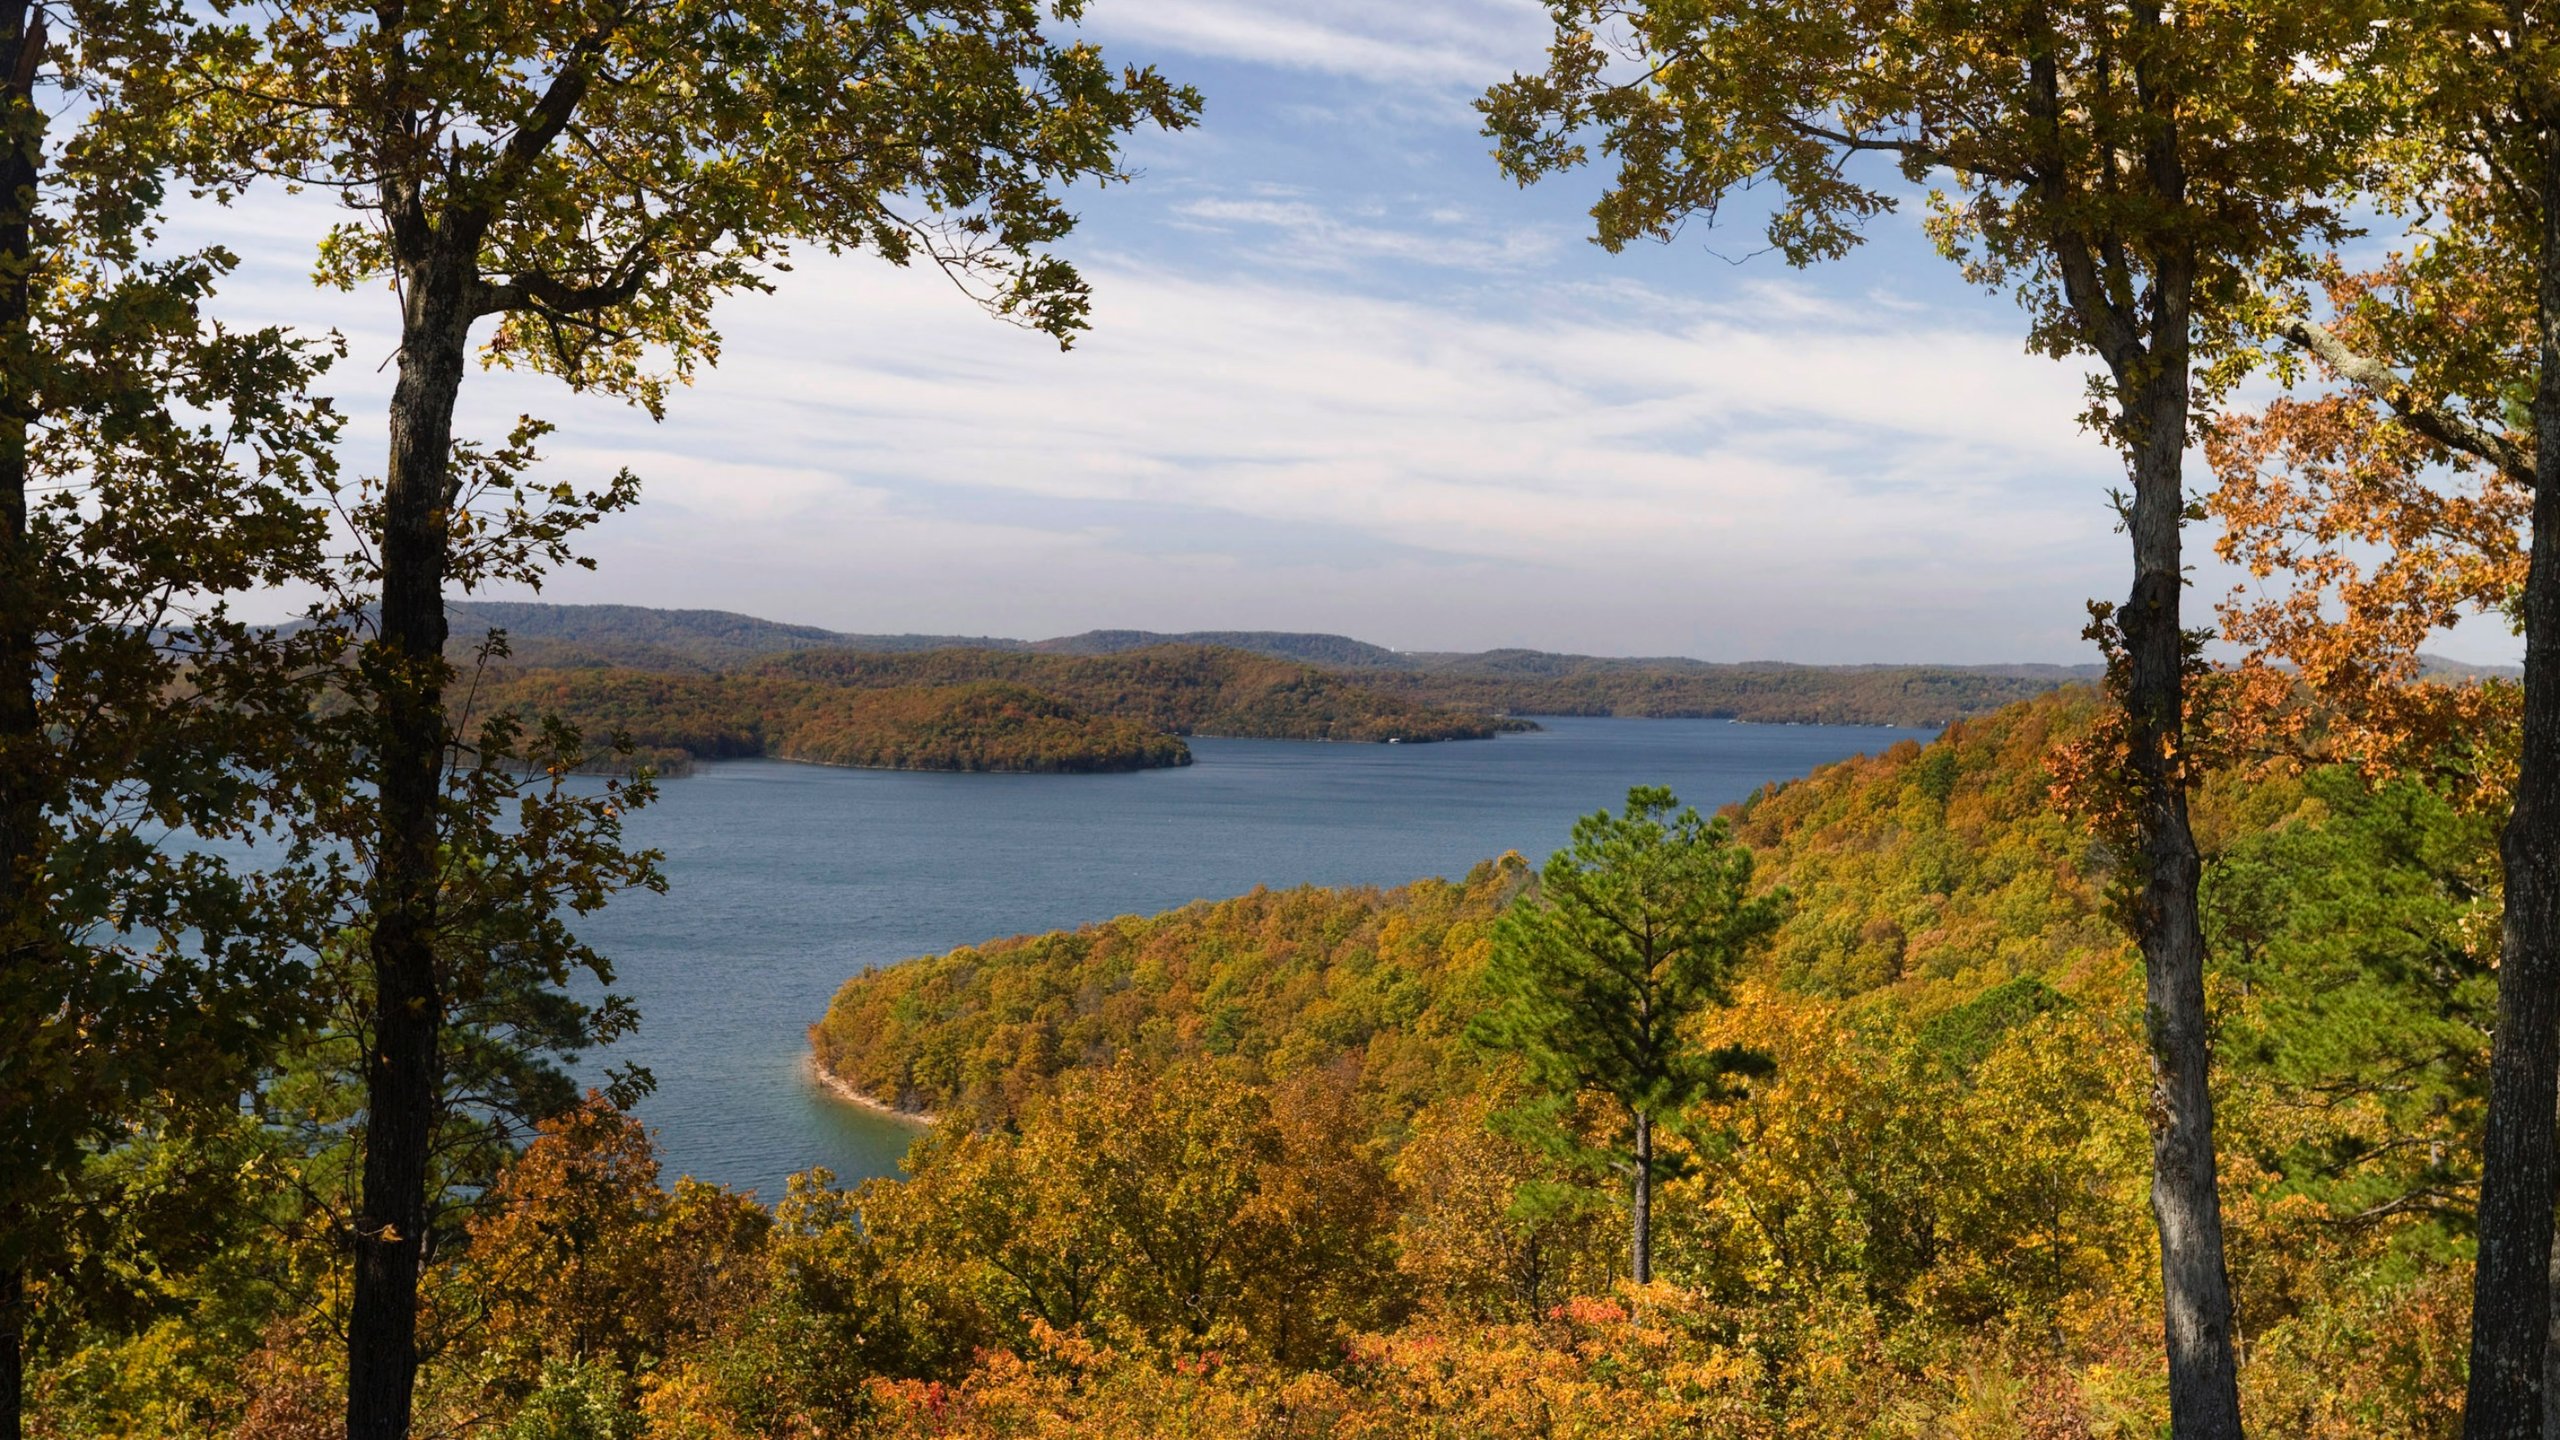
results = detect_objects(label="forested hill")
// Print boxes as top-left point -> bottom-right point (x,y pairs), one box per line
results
756,646 -> 1520,742
808,689 -> 2126,1126
1354,654 -> 2092,726
469,644 -> 1515,775
798,685 -> 2492,1429
478,672 -> 1195,775
448,600 -> 1024,671
441,600 -> 2103,725
1034,628 -> 1406,666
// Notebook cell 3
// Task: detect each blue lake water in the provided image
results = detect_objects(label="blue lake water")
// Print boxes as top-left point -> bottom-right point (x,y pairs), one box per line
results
573,717 -> 1928,1198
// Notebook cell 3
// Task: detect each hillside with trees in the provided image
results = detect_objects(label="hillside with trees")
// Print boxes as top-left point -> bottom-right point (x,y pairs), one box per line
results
776,688 -> 2483,1435
471,670 -> 1193,775
467,644 -> 1507,776
448,600 -> 1028,672
437,600 -> 2100,726
36,691 -> 2499,1435
757,646 -> 1524,744
808,690 -> 2124,1123
810,861 -> 1526,1126
1360,654 -> 2096,726
781,683 -> 1190,774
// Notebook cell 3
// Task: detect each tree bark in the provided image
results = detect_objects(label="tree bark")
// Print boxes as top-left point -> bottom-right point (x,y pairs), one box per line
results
343,262 -> 471,1440
0,4 -> 40,1433
2464,125 -> 2560,1440
2544,1158 -> 2560,1440
1631,1109 -> 1652,1285
2113,251 -> 2245,1440
0,1267 -> 20,1440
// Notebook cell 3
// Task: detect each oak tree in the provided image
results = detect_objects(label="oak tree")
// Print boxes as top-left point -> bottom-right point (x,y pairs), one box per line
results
179,3 -> 1197,1433
2211,21 -> 2560,1424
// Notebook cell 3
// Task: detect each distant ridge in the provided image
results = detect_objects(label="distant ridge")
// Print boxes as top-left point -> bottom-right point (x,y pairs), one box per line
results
444,600 -> 2102,680
448,600 -> 1028,672
1390,648 -> 2104,683
1033,629 -> 1406,667
2419,653 -> 2524,681
429,601 -> 2120,726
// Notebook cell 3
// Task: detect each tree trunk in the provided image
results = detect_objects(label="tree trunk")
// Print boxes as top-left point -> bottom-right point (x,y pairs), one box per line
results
2465,126 -> 2560,1440
2544,1162 -> 2560,1440
2117,278 -> 2245,1440
0,1267 -> 20,1440
1631,1109 -> 1652,1286
343,267 -> 470,1440
0,6 -> 40,1435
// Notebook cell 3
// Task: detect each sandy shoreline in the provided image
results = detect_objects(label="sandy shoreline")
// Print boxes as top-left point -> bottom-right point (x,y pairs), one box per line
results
804,1053 -> 937,1127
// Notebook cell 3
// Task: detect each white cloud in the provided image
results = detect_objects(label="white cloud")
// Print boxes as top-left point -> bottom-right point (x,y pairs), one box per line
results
449,252 -> 2136,661
159,50 -> 2157,665
1086,0 -> 1551,89
1170,197 -> 1563,272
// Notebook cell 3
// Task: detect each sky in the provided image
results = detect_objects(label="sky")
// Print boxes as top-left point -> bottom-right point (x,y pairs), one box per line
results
172,0 -> 2518,667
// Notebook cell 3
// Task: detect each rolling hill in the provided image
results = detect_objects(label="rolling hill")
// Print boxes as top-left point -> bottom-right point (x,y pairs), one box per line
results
441,602 -> 2105,727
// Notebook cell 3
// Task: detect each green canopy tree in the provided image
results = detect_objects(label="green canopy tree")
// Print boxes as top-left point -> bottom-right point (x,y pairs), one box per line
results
0,6 -> 349,1437
2201,16 -> 2560,1430
251,754 -> 664,1416
1473,786 -> 1779,1285
175,4 -> 1196,1433
1482,5 -> 2385,1432
2204,768 -> 2496,1243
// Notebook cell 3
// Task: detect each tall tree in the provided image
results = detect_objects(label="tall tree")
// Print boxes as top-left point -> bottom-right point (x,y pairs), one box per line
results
2202,767 -> 2499,1242
1472,786 -> 1777,1285
0,6 -> 347,1437
253,703 -> 665,1400
1482,5 -> 2380,1431
2208,30 -> 2560,1420
180,5 -> 1196,1434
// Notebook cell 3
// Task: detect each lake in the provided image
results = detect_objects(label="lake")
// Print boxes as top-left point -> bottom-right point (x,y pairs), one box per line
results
573,716 -> 1929,1197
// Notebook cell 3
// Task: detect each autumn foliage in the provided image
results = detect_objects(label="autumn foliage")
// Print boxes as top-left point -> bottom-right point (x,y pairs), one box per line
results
21,691 -> 2507,1437
2205,267 -> 2527,799
469,644 -> 1526,777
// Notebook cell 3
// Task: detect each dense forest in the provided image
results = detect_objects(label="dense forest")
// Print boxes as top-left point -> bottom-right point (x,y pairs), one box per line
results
1353,654 -> 2094,726
756,647 -> 1525,744
35,690 -> 2490,1435
467,644 -> 1517,775
785,685 -> 2488,1434
472,671 -> 1193,775
446,601 -> 1026,672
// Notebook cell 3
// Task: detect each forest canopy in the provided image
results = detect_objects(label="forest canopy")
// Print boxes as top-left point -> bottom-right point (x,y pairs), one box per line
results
466,643 -> 1528,776
472,671 -> 1194,776
772,689 -> 2489,1437
28,686 -> 2457,1437
447,601 -> 2109,728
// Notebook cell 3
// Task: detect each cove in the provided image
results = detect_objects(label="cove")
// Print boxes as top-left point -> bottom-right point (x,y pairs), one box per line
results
571,716 -> 1930,1197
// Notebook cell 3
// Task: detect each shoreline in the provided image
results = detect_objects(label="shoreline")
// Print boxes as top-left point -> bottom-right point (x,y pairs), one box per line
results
758,746 -> 1188,776
804,1053 -> 937,1128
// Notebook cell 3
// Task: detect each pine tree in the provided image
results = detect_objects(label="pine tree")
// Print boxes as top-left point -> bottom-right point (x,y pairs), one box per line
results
1473,787 -> 1779,1285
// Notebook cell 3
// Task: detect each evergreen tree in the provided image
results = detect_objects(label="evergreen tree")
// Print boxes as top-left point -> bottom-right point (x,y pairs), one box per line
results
1474,787 -> 1779,1284
2205,768 -> 2499,1242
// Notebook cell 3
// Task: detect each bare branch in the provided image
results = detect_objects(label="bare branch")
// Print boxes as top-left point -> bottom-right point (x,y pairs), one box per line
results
1773,114 -> 2027,186
2279,316 -> 2536,486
